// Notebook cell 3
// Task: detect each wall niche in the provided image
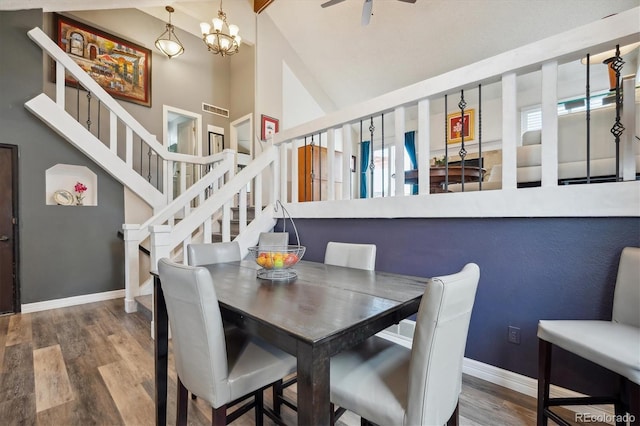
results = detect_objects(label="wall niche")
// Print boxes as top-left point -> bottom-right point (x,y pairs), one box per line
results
46,164 -> 97,206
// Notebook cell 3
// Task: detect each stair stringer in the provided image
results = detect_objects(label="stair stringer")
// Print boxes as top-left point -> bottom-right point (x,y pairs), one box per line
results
25,93 -> 166,211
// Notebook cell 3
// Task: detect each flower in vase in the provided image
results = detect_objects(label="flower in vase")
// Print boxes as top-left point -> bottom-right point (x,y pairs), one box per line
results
74,181 -> 87,205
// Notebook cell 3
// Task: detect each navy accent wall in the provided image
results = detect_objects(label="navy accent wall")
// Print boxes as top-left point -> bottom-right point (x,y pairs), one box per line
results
275,217 -> 639,396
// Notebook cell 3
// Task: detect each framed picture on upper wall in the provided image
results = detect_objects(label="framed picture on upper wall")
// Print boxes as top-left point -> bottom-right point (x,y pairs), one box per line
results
447,109 -> 475,144
54,14 -> 152,107
260,115 -> 279,141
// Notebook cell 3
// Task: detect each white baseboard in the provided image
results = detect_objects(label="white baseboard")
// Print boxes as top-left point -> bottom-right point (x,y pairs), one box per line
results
378,320 -> 614,420
21,289 -> 125,313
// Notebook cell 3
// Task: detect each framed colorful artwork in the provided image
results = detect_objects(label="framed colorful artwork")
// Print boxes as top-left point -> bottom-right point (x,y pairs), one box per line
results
447,109 -> 475,144
260,114 -> 279,141
54,14 -> 152,107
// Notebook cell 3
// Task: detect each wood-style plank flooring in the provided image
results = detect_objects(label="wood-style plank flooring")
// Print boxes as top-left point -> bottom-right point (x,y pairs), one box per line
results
0,298 -> 603,426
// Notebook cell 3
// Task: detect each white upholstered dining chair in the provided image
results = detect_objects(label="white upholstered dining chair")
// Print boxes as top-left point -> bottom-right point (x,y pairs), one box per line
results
272,240 -> 379,415
258,231 -> 289,248
324,241 -> 377,271
537,247 -> 640,426
187,241 -> 241,267
329,263 -> 480,426
158,258 -> 297,426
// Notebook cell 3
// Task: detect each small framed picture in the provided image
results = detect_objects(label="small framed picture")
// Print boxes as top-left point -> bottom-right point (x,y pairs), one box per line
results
447,109 -> 475,144
260,115 -> 279,141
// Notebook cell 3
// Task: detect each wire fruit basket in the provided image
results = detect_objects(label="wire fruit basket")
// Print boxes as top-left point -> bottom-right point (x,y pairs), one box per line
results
247,245 -> 306,281
247,201 -> 305,282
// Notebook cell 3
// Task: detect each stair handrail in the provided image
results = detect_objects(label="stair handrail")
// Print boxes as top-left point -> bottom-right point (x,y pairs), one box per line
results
123,149 -> 236,242
149,145 -> 281,272
168,146 -> 279,247
26,26 -> 228,189
122,149 -> 237,312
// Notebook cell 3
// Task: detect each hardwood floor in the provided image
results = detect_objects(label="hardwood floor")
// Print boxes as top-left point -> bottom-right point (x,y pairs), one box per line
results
0,298 -> 601,426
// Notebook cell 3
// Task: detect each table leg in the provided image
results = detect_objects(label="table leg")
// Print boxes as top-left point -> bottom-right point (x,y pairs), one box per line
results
154,276 -> 169,426
297,343 -> 331,426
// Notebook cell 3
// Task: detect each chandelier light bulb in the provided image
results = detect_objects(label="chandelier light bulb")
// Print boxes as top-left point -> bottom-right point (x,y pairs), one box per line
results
212,17 -> 224,32
200,22 -> 211,35
199,0 -> 241,57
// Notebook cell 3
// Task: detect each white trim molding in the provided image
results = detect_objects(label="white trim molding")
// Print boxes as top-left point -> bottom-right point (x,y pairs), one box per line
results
21,289 -> 125,314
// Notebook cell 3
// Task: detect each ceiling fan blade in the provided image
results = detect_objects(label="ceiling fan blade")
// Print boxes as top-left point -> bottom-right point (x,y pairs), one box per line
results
321,0 -> 347,8
397,0 -> 417,3
361,0 -> 373,26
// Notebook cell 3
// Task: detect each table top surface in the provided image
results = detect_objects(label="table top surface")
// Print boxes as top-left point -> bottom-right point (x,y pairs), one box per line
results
202,260 -> 428,345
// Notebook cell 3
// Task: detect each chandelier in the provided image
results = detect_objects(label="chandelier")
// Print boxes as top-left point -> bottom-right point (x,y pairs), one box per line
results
155,6 -> 184,59
200,0 -> 241,57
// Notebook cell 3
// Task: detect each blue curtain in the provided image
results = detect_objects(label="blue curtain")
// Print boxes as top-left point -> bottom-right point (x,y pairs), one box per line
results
360,141 -> 370,198
404,131 -> 418,194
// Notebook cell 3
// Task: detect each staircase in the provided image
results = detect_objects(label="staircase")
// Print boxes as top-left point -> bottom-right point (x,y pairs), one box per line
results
212,206 -> 258,242
24,26 -> 283,313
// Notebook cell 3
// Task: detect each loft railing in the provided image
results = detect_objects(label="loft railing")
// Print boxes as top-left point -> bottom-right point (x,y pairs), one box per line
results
276,9 -> 638,205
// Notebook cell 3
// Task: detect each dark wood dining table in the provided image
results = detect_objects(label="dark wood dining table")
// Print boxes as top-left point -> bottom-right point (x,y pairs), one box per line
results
405,165 -> 486,193
153,260 -> 428,426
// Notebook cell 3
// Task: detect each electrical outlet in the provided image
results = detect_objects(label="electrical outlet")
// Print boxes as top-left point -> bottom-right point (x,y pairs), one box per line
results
508,326 -> 521,345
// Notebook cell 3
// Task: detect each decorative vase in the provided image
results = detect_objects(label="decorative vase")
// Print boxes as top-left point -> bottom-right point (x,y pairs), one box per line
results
76,196 -> 84,206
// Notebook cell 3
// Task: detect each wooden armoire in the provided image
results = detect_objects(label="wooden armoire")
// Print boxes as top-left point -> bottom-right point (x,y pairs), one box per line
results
297,145 -> 342,202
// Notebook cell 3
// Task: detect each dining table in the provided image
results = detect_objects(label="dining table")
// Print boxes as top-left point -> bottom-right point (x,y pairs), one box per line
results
405,165 -> 486,193
152,259 -> 429,426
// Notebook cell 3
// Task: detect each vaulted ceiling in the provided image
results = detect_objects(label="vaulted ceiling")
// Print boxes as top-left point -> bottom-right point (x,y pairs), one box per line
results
2,0 -> 639,109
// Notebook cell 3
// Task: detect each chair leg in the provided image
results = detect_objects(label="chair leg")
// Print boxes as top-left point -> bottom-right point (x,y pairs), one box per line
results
212,405 -> 227,426
176,377 -> 189,426
446,401 -> 459,426
537,339 -> 552,426
629,382 -> 639,426
255,390 -> 264,426
272,379 -> 283,416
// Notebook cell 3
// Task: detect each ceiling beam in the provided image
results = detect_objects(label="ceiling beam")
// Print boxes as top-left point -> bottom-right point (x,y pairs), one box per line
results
254,0 -> 275,14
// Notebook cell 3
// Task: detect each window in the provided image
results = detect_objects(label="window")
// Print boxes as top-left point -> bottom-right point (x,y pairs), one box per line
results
521,106 -> 542,134
521,92 -> 612,134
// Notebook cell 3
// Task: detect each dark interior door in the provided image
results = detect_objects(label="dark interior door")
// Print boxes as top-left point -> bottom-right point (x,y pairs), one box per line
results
0,145 -> 17,314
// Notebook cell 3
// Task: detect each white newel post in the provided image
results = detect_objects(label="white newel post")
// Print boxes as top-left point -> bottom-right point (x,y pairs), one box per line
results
122,224 -> 141,313
149,225 -> 172,273
149,224 -> 172,339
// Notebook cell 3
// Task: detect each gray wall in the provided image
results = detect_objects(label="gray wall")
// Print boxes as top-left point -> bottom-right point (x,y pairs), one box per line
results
275,217 -> 639,397
1,9 -> 125,304
1,8 -> 253,305
230,43 -> 255,123
44,9 -> 233,151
